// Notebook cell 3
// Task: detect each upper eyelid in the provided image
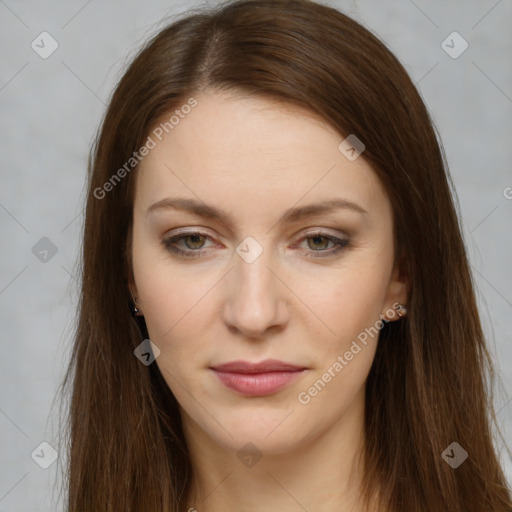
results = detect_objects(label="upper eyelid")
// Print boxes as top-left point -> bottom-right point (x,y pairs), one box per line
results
164,227 -> 348,240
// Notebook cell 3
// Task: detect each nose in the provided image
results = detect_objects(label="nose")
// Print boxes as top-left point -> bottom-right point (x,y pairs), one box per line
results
221,245 -> 289,339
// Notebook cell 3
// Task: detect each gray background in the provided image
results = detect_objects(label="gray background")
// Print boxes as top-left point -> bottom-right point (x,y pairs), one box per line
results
1,0 -> 511,510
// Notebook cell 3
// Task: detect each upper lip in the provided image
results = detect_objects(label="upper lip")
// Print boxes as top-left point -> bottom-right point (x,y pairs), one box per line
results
210,359 -> 307,374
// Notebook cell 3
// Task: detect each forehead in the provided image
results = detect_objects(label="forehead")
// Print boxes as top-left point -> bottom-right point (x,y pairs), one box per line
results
134,89 -> 388,223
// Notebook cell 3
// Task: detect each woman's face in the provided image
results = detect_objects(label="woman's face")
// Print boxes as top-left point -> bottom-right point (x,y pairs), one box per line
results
130,88 -> 407,454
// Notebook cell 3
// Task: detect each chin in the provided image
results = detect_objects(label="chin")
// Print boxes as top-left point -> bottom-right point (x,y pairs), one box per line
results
199,404 -> 314,455
219,427 -> 307,456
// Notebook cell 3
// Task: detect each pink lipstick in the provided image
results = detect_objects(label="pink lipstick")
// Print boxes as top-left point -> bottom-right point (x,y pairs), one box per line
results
210,359 -> 307,397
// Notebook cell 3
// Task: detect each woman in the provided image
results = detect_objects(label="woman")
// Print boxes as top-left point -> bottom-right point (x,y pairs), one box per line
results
58,0 -> 512,510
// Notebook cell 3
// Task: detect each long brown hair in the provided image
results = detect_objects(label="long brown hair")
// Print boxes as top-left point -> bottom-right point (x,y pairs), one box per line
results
56,0 -> 512,510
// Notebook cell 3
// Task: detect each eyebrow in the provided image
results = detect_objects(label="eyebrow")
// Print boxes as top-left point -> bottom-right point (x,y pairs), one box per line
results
146,197 -> 368,227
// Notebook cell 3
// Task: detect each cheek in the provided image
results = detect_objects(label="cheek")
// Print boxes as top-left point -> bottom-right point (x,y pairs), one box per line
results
293,268 -> 387,417
132,263 -> 234,407
130,223 -> 213,336
296,340 -> 377,436
290,259 -> 392,356
136,267 -> 214,348
138,270 -> 213,396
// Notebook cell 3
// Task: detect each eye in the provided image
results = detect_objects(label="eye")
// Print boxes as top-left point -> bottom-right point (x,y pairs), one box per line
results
295,231 -> 350,258
161,230 -> 350,259
162,231 -> 214,258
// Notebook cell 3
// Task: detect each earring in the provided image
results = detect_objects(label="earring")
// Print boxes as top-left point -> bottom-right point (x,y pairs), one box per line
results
131,295 -> 142,317
395,303 -> 408,318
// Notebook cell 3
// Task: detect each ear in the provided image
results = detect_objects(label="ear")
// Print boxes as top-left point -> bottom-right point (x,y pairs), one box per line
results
127,277 -> 144,316
125,228 -> 143,315
125,226 -> 138,301
125,263 -> 137,297
126,265 -> 141,310
129,282 -> 138,301
382,252 -> 409,322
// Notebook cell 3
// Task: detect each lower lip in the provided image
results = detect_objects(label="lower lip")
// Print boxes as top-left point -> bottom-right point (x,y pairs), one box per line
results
211,369 -> 305,397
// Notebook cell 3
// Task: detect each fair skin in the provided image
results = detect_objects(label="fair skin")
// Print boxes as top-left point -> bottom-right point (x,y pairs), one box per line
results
129,88 -> 408,511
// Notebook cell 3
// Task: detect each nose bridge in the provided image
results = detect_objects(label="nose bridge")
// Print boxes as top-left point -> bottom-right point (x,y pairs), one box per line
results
236,244 -> 273,298
223,235 -> 287,336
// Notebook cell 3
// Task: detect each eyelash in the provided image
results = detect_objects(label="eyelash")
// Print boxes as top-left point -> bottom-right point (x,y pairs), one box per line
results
161,230 -> 350,259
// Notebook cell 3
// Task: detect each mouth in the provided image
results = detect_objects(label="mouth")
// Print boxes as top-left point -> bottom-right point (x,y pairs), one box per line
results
209,359 -> 308,397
